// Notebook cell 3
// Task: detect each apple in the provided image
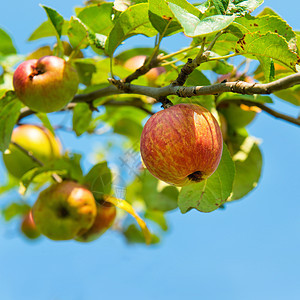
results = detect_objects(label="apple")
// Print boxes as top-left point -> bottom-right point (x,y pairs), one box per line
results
76,201 -> 116,243
32,181 -> 97,241
124,55 -> 165,83
3,124 -> 62,179
140,103 -> 223,186
21,210 -> 40,240
13,56 -> 79,113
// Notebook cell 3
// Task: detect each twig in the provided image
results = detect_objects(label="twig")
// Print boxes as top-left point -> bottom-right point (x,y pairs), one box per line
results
172,31 -> 224,86
240,101 -> 300,126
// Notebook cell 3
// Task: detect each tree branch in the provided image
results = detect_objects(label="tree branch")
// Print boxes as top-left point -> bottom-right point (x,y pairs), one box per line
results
240,101 -> 300,126
17,72 -> 300,126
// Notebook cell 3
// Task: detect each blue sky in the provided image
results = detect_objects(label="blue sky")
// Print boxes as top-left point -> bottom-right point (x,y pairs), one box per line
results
0,1 -> 300,300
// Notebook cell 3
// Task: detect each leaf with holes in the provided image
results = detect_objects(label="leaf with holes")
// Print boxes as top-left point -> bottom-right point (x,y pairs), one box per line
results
235,32 -> 299,71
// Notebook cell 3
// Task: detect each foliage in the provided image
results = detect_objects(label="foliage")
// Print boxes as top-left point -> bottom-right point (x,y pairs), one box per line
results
0,0 -> 299,245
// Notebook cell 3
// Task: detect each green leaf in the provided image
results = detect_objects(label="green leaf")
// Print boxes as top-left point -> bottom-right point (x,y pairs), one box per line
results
0,175 -> 19,195
145,210 -> 168,231
28,20 -> 69,41
0,91 -> 21,152
72,103 -> 93,136
148,0 -> 182,36
274,85 -> 300,106
68,17 -> 89,50
229,135 -> 262,201
77,3 -> 114,35
217,93 -> 273,105
0,27 -> 17,55
83,162 -> 112,199
212,0 -> 229,15
185,69 -> 211,86
105,3 -> 158,56
124,224 -> 160,244
178,144 -> 235,213
114,0 -> 148,12
36,113 -> 55,136
2,202 -> 30,221
168,0 -> 202,17
195,1 -> 210,14
141,170 -> 179,212
74,59 -> 97,86
169,3 -> 235,37
40,5 -> 64,38
228,0 -> 264,14
234,14 -> 297,51
257,7 -> 280,17
235,32 -> 299,71
52,153 -> 83,182
20,167 -> 66,193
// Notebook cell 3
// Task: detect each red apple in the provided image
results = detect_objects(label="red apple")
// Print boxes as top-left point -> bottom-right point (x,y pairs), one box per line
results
140,103 -> 223,186
13,56 -> 79,113
76,201 -> 116,243
32,181 -> 97,241
21,210 -> 40,240
124,55 -> 165,83
3,124 -> 61,178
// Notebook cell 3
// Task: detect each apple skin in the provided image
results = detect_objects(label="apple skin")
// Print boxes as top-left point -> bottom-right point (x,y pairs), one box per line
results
124,55 -> 165,83
76,201 -> 116,243
3,124 -> 61,179
13,56 -> 79,113
32,181 -> 97,241
140,103 -> 223,186
21,210 -> 40,240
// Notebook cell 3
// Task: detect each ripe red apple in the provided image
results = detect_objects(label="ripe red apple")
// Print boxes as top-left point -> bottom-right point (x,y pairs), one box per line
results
140,103 -> 223,186
76,201 -> 116,243
124,55 -> 165,83
21,210 -> 40,240
32,181 -> 97,241
3,124 -> 62,178
13,56 -> 79,113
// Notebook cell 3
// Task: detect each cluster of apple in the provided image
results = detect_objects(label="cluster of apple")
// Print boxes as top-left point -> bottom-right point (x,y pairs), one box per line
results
4,124 -> 116,242
4,53 -> 226,242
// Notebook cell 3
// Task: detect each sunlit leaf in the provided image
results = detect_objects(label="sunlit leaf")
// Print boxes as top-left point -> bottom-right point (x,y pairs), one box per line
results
178,144 -> 235,213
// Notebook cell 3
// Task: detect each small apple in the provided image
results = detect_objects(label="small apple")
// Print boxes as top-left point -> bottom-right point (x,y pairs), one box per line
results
124,55 -> 165,83
76,201 -> 116,243
21,210 -> 40,240
3,124 -> 61,179
140,103 -> 223,186
13,56 -> 79,113
32,181 -> 97,241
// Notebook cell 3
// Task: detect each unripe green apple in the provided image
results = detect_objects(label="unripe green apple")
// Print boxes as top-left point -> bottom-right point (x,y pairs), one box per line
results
32,181 -> 97,241
3,124 -> 61,179
140,103 -> 223,186
21,210 -> 40,240
124,55 -> 165,83
76,201 -> 116,243
13,56 -> 79,113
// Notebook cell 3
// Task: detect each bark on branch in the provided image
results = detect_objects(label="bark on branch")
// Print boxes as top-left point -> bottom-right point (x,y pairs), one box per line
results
18,72 -> 300,126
